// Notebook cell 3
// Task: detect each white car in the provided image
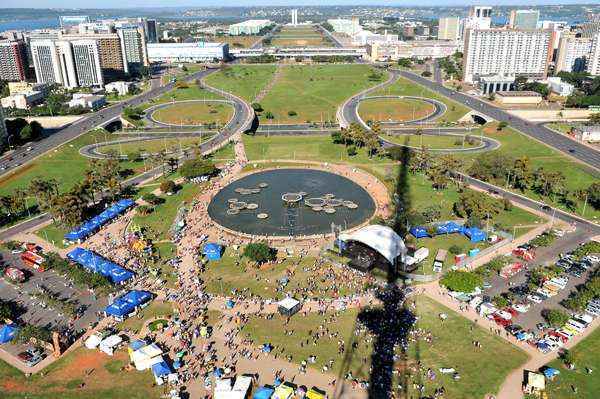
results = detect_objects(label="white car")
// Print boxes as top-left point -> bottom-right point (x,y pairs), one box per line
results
512,303 -> 530,313
495,310 -> 512,320
527,294 -> 543,304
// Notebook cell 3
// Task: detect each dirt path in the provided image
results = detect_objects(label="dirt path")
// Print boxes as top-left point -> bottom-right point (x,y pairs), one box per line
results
253,64 -> 283,104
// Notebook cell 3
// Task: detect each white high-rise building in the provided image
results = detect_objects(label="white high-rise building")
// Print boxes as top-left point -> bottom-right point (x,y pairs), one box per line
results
117,26 -> 148,74
464,6 -> 492,31
556,34 -> 593,73
291,9 -> 298,26
56,40 -> 78,88
463,28 -> 554,83
588,33 -> 600,76
71,40 -> 103,87
30,40 -> 63,85
438,17 -> 461,41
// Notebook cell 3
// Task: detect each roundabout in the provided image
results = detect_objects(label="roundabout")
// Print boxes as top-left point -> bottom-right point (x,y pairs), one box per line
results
358,95 -> 446,125
379,131 -> 501,153
145,99 -> 235,128
207,168 -> 376,237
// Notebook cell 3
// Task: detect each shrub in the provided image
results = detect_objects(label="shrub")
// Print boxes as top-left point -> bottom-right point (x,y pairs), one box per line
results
160,180 -> 177,194
179,158 -> 216,180
264,111 -> 274,119
347,145 -> 357,156
137,205 -> 153,215
287,110 -> 297,116
243,242 -> 276,264
142,193 -> 162,205
440,270 -> 483,293
448,245 -> 462,255
542,308 -> 569,327
251,103 -> 263,112
421,71 -> 432,77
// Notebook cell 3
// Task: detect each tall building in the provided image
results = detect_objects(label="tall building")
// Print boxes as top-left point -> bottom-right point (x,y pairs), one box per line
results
0,40 -> 28,81
291,9 -> 298,26
463,28 -> 554,83
117,26 -> 148,74
228,20 -> 273,36
56,40 -> 78,88
464,6 -> 492,31
145,19 -> 158,43
71,40 -> 103,87
581,14 -> 600,38
327,18 -> 362,36
588,33 -> 600,76
438,17 -> 461,41
62,33 -> 125,81
556,34 -> 593,73
30,40 -> 63,85
509,10 -> 540,30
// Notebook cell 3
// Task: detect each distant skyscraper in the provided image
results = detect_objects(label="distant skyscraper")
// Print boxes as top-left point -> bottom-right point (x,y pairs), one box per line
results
464,6 -> 492,31
117,26 -> 148,74
556,34 -> 593,73
291,9 -> 298,26
509,10 -> 540,30
0,40 -> 28,81
145,19 -> 158,43
438,17 -> 461,41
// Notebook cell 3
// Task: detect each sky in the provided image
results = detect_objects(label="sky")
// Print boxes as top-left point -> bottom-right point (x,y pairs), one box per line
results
0,0 -> 594,8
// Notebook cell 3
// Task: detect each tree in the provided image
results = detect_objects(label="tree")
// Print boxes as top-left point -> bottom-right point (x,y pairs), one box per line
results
421,205 -> 441,223
440,270 -> 483,293
492,295 -> 510,309
586,112 -> 600,126
453,191 -> 502,220
397,58 -> 412,68
264,111 -> 274,119
15,324 -> 52,344
29,121 -> 43,140
533,168 -> 565,197
421,71 -> 432,77
497,121 -> 508,131
142,193 -> 162,205
251,103 -> 263,112
19,124 -> 33,142
347,145 -> 357,156
243,242 -> 276,264
0,299 -> 16,320
511,156 -> 533,191
179,159 -> 216,180
542,308 -> 569,327
586,182 -> 600,210
160,180 -> 176,194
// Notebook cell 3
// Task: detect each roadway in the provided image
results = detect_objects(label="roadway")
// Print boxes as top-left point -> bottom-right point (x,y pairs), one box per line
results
398,70 -> 600,171
0,68 -> 216,174
315,24 -> 344,48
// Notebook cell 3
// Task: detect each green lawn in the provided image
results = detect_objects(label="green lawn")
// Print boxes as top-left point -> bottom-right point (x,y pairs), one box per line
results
204,64 -> 277,103
257,64 -> 386,124
117,300 -> 174,333
544,328 -> 600,399
381,133 -> 479,149
98,136 -> 211,156
36,223 -> 69,248
241,295 -> 528,398
268,25 -> 332,47
0,347 -> 159,399
0,129 -> 143,197
201,248 -> 373,300
359,97 -> 436,123
151,101 -> 233,126
546,122 -> 574,134
372,76 -> 470,123
133,181 -> 203,240
142,84 -> 223,110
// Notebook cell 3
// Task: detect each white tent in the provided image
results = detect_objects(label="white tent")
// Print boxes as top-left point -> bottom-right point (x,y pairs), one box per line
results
214,376 -> 253,399
339,225 -> 407,265
99,335 -> 123,356
131,344 -> 164,370
84,333 -> 103,349
276,297 -> 301,316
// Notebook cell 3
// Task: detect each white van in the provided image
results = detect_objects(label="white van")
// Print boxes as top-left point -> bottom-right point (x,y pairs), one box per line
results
574,314 -> 593,326
566,319 -> 585,332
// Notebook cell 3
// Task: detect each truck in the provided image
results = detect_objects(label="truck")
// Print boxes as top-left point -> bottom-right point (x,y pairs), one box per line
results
433,249 -> 447,273
405,247 -> 430,266
20,250 -> 45,272
4,267 -> 26,283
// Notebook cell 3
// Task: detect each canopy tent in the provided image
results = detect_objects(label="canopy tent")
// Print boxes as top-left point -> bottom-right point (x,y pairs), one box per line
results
152,359 -> 173,377
277,297 -> 301,317
0,324 -> 18,344
463,227 -> 487,243
131,343 -> 163,370
67,247 -> 134,284
128,339 -> 147,353
84,333 -> 104,349
203,243 -> 223,261
232,375 -> 253,393
409,226 -> 430,239
339,225 -> 407,265
99,334 -> 123,356
306,388 -> 327,399
272,383 -> 295,399
436,221 -> 462,235
543,367 -> 560,379
65,199 -> 135,242
253,387 -> 275,399
105,290 -> 153,319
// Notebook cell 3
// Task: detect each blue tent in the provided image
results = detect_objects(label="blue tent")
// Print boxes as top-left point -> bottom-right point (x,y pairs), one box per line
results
463,227 -> 487,243
543,367 -> 560,379
67,247 -> 134,284
105,290 -> 153,318
253,387 -> 275,399
436,221 -> 462,235
226,299 -> 235,309
0,324 -> 18,344
203,243 -> 223,260
409,226 -> 429,238
64,199 -> 135,242
129,339 -> 147,351
152,360 -> 172,377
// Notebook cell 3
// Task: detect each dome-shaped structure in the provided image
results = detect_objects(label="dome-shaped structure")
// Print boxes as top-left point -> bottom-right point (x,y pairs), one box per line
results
339,225 -> 407,265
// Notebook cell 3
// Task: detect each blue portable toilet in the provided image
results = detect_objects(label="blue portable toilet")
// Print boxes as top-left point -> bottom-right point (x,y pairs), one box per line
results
203,243 -> 223,261
253,386 -> 275,399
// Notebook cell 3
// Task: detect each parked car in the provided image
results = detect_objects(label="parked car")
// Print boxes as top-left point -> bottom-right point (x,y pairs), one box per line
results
512,303 -> 530,313
527,294 -> 543,304
17,348 -> 44,367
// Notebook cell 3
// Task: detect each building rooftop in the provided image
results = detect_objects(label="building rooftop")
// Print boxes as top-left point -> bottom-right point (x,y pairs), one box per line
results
495,91 -> 542,97
229,19 -> 272,27
148,42 -> 226,49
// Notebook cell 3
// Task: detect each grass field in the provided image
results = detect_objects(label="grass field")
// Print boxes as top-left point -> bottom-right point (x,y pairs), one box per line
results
242,295 -> 527,398
151,102 -> 233,126
201,248 -> 373,300
36,223 -> 70,248
373,76 -> 470,123
268,25 -> 332,47
546,122 -> 574,134
0,129 -> 143,197
117,300 -> 174,333
0,347 -> 159,399
380,133 -> 479,149
206,35 -> 261,48
97,136 -> 211,156
133,181 -> 203,240
204,65 -> 277,103
359,97 -> 436,123
258,64 -> 386,124
143,84 -> 223,110
544,328 -> 600,398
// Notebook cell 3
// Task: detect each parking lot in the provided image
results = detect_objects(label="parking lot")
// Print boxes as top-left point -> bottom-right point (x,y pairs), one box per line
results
0,249 -> 107,360
482,228 -> 597,331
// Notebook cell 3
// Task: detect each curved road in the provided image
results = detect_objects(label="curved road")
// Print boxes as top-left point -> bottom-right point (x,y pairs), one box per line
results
380,130 -> 500,153
358,95 -> 447,125
398,70 -> 600,171
144,99 -> 236,128
0,69 -> 254,240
